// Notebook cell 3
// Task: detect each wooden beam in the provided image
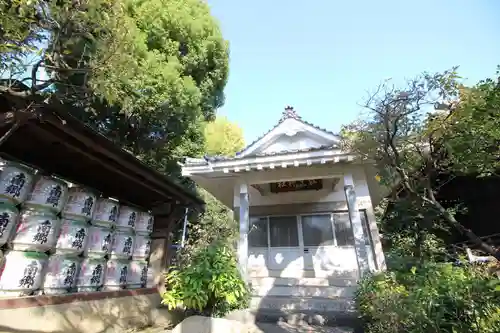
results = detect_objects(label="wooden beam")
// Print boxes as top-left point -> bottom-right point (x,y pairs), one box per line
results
41,110 -> 202,207
29,125 -> 168,209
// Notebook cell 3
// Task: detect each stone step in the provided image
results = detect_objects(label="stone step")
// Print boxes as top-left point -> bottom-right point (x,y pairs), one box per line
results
250,296 -> 355,313
251,284 -> 356,298
249,268 -> 359,279
250,277 -> 358,287
252,310 -> 361,330
256,322 -> 357,333
226,308 -> 361,330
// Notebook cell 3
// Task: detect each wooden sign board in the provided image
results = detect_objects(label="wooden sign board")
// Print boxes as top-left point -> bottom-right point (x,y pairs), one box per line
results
270,179 -> 323,193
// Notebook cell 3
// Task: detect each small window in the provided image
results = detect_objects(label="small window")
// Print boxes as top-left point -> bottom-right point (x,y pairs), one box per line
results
301,214 -> 335,247
333,212 -> 354,246
269,216 -> 299,247
248,217 -> 268,247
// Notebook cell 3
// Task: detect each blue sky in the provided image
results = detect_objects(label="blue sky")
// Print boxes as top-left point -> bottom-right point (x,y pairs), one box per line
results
207,0 -> 500,143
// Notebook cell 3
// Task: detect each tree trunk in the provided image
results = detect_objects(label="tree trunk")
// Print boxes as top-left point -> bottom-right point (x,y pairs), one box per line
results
414,222 -> 425,262
430,198 -> 500,261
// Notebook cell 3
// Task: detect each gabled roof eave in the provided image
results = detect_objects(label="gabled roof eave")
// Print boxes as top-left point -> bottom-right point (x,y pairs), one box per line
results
235,106 -> 341,158
238,123 -> 341,158
181,148 -> 368,177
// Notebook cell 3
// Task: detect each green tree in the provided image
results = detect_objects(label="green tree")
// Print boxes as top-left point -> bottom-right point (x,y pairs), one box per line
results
1,0 -> 137,98
342,68 -> 500,260
204,116 -> 245,156
1,0 -> 229,180
183,116 -> 245,252
68,0 -> 229,178
438,73 -> 500,176
378,197 -> 448,268
164,117 -> 249,317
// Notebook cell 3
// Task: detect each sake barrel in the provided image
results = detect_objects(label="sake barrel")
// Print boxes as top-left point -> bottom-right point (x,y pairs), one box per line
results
76,257 -> 106,292
25,176 -> 68,213
103,259 -> 129,291
128,260 -> 148,289
0,251 -> 47,297
135,211 -> 153,234
92,198 -> 119,227
116,206 -> 138,231
85,225 -> 113,258
110,230 -> 134,259
55,218 -> 89,255
62,186 -> 97,220
132,234 -> 151,260
12,208 -> 60,252
0,202 -> 19,247
0,162 -> 35,205
42,254 -> 80,295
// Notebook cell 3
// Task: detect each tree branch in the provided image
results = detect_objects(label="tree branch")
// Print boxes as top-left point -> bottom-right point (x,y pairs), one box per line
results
424,174 -> 500,261
357,70 -> 499,261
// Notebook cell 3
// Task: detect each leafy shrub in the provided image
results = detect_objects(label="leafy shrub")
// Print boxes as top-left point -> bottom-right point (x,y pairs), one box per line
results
355,262 -> 500,333
161,241 -> 250,317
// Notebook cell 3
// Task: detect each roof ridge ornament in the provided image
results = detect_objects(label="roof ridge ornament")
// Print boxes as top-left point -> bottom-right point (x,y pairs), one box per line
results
279,105 -> 301,123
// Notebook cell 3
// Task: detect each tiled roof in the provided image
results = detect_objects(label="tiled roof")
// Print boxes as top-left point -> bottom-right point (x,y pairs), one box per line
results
234,106 -> 338,157
189,106 -> 340,165
203,144 -> 338,162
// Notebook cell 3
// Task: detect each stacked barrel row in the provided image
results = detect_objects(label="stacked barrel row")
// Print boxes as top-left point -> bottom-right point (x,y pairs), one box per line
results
0,160 -> 155,297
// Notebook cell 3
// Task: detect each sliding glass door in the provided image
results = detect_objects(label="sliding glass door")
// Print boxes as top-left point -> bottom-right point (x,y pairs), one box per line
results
267,216 -> 302,272
247,210 -> 374,277
301,214 -> 336,271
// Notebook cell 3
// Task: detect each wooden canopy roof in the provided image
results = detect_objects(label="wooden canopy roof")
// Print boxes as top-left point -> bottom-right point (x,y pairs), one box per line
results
0,92 -> 204,214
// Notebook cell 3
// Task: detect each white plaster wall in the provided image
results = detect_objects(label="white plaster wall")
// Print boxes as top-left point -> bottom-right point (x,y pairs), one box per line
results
261,133 -> 327,155
249,246 -> 359,279
232,163 -> 385,275
233,164 -> 373,210
245,117 -> 336,157
248,186 -> 345,207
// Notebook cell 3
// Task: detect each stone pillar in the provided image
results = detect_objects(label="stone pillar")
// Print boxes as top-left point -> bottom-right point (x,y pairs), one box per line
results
343,174 -> 370,276
364,204 -> 387,271
238,183 -> 249,281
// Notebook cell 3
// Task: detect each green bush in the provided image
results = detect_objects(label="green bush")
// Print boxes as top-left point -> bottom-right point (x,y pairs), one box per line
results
355,262 -> 500,333
161,241 -> 250,317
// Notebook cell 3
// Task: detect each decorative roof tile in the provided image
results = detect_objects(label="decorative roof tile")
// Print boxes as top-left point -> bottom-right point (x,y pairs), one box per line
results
279,105 -> 302,122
